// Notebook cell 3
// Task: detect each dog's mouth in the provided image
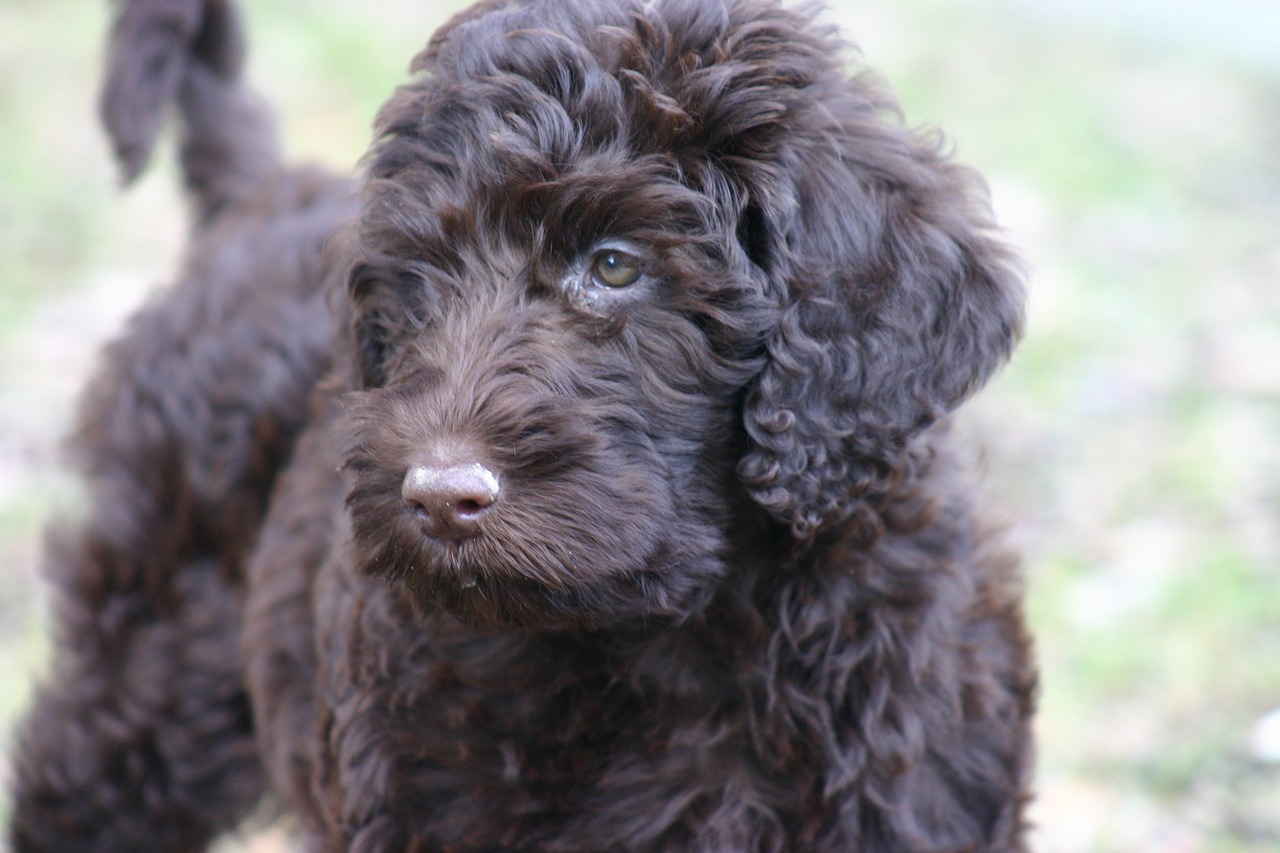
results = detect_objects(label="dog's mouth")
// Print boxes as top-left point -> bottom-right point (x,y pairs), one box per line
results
400,561 -> 658,632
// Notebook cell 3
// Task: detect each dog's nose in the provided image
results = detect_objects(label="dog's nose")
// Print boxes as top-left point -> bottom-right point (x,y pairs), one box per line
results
401,462 -> 500,540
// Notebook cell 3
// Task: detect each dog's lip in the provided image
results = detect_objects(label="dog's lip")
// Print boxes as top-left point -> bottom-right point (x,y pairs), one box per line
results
399,532 -> 489,593
405,531 -> 575,595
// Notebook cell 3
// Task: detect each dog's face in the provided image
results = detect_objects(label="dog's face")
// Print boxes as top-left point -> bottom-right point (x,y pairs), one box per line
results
340,0 -> 1024,631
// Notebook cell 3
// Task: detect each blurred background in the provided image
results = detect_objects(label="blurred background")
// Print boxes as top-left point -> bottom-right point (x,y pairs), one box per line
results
2,0 -> 1278,850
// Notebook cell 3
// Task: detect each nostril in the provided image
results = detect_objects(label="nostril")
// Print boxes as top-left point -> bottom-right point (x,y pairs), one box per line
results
455,498 -> 486,518
401,461 -> 501,540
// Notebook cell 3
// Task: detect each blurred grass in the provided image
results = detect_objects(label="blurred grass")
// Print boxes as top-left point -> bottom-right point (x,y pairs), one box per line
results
2,1 -> 1279,851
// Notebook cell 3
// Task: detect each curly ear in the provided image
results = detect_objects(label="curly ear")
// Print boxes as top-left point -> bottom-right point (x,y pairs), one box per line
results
735,79 -> 1025,540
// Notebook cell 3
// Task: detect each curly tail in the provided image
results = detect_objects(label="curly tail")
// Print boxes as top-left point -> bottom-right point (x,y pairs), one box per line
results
100,0 -> 278,221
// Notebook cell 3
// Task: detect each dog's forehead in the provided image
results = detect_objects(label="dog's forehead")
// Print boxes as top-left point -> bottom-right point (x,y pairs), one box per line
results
368,0 -> 839,210
400,15 -> 690,185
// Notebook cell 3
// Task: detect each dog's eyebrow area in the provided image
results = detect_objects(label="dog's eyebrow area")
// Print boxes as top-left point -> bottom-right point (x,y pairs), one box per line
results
471,169 -> 724,285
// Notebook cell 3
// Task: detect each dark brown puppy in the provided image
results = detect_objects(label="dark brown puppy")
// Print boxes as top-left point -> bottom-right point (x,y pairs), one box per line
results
10,0 -> 1035,850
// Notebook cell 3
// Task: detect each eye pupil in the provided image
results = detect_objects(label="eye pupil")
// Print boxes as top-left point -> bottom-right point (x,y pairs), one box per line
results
593,250 -> 641,287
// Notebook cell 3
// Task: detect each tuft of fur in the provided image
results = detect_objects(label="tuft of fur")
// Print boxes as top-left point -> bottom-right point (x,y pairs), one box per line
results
100,0 -> 279,219
11,1 -> 1035,851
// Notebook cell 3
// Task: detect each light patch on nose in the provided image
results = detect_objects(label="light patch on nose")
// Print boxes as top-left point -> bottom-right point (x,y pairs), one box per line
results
403,462 -> 501,504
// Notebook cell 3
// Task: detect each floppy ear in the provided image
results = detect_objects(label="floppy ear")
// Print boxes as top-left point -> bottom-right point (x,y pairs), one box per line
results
735,82 -> 1025,541
344,257 -> 428,390
343,260 -> 386,389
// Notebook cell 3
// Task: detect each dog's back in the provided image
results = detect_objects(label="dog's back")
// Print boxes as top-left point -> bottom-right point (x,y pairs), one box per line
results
8,2 -> 351,849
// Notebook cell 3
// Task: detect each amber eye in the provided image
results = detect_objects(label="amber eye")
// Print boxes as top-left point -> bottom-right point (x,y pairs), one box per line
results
591,250 -> 643,288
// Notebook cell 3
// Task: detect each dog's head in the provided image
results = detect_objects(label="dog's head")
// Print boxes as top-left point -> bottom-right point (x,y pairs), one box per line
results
340,0 -> 1023,631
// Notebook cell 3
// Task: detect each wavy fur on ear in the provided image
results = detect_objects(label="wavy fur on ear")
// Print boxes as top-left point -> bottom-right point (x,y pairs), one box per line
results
730,42 -> 1025,540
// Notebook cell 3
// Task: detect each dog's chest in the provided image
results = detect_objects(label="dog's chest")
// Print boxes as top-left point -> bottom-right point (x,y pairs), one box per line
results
323,597 -> 769,848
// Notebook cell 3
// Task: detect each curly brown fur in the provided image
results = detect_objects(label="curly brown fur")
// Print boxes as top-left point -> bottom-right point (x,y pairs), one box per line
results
10,0 -> 1035,851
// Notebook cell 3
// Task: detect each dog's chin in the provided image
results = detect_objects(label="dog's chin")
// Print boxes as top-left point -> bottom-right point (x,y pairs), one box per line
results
397,568 -> 685,633
349,506 -> 726,633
